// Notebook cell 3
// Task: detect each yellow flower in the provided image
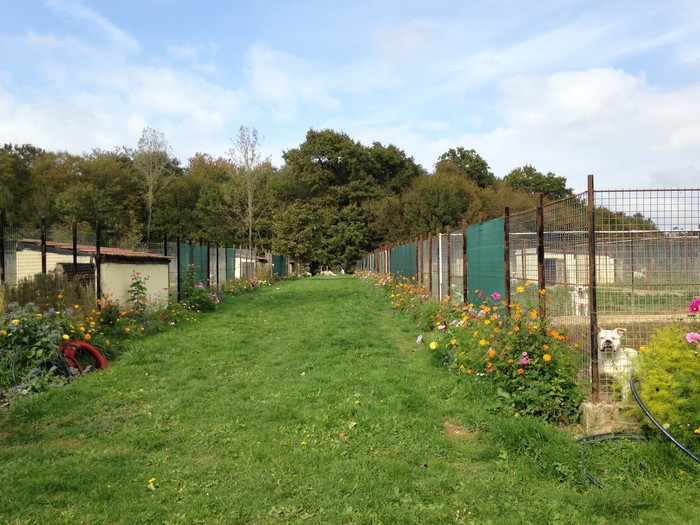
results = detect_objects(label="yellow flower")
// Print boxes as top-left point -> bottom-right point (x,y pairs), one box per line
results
11,319 -> 20,325
74,304 -> 80,309
530,310 -> 538,319
543,353 -> 552,362
62,334 -> 69,340
429,341 -> 438,350
538,289 -> 546,296
516,286 -> 525,293
479,339 -> 488,346
450,338 -> 457,346
694,427 -> 700,434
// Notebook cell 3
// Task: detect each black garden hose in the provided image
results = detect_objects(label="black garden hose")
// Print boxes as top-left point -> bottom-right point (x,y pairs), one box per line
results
630,376 -> 700,464
576,431 -> 645,488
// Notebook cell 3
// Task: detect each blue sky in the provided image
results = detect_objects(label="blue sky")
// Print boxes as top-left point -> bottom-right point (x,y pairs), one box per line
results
1,0 -> 699,192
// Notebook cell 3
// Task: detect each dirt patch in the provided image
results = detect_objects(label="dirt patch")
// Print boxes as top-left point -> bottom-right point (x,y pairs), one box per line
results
443,421 -> 477,439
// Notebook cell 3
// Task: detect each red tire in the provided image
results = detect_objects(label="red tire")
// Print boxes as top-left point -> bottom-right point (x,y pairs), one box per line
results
58,340 -> 109,373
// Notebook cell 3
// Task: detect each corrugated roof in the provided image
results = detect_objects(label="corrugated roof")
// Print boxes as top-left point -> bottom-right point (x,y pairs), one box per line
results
18,239 -> 172,262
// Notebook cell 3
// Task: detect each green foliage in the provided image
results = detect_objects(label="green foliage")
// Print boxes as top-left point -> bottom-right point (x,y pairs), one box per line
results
2,272 -> 97,314
0,302 -> 75,389
631,320 -> 700,450
504,164 -> 573,200
180,264 -> 218,312
436,147 -> 497,188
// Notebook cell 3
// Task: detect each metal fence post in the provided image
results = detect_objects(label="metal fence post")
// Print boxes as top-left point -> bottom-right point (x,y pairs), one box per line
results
95,220 -> 102,304
536,194 -> 545,319
504,207 -> 511,313
0,210 -> 5,284
462,220 -> 467,302
72,220 -> 78,277
446,226 -> 452,299
427,232 -> 433,297
41,217 -> 47,275
587,175 -> 600,402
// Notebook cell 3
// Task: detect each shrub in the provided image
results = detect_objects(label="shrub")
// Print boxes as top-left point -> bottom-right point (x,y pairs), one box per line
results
0,302 -> 72,388
631,311 -> 700,450
370,274 -> 585,425
180,264 -> 218,312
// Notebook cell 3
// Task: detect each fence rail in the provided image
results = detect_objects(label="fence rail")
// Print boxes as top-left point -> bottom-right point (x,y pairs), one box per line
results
358,175 -> 700,400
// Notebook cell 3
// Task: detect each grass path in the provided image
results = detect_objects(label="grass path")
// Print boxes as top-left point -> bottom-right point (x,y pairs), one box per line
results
1,277 -> 698,524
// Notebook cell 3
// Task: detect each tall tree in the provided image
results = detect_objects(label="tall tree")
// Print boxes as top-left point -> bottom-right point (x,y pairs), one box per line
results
503,165 -> 573,200
436,147 -> 497,188
226,126 -> 272,251
133,127 -> 178,242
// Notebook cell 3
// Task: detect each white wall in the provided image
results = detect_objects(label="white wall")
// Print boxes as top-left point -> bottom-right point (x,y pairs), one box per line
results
101,262 -> 170,304
16,250 -> 92,282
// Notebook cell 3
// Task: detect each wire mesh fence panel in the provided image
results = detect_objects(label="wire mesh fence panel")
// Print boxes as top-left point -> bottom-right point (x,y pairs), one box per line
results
430,235 -> 440,300
593,189 -> 700,396
541,192 -> 592,389
508,209 -> 539,306
449,231 -> 464,301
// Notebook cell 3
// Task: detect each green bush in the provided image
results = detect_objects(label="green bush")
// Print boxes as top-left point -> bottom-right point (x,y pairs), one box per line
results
180,264 -> 218,312
631,319 -> 700,450
369,274 -> 585,425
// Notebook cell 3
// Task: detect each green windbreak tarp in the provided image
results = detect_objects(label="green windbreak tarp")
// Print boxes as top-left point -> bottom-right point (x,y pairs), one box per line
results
272,254 -> 287,278
390,242 -> 416,279
179,243 -> 208,284
466,218 -> 504,304
225,248 -> 236,280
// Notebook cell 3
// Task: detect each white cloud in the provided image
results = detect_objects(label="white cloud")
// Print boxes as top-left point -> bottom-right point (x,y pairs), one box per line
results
245,44 -> 340,120
45,0 -> 139,53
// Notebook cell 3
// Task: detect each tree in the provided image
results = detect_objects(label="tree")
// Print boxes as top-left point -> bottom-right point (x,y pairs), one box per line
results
503,165 -> 573,200
225,126 -> 273,251
436,147 -> 497,188
133,127 -> 179,242
402,172 -> 482,236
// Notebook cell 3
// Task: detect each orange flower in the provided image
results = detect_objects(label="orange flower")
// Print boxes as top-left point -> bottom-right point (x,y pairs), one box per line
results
125,327 -> 131,333
517,368 -> 525,375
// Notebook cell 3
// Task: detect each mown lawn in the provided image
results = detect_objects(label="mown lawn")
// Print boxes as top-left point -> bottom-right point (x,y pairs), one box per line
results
1,276 -> 698,524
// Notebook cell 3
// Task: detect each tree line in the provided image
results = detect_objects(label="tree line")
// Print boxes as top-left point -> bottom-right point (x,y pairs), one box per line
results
1,126 -> 581,271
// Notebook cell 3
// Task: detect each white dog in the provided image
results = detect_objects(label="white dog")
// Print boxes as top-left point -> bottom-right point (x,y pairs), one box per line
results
571,285 -> 589,316
597,327 -> 638,399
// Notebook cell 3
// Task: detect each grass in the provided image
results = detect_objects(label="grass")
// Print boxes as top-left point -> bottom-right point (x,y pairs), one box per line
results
0,276 -> 698,524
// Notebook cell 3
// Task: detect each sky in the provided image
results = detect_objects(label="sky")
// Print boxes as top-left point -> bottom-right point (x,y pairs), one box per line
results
1,0 -> 699,193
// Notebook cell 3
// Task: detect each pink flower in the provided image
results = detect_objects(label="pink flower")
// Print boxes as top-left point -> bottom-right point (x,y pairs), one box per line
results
437,324 -> 446,330
519,357 -> 531,365
686,332 -> 700,344
416,335 -> 423,343
689,299 -> 700,314
491,292 -> 501,301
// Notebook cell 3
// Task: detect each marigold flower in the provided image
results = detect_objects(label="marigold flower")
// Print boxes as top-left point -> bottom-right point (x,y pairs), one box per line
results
543,353 -> 552,362
487,348 -> 496,357
517,368 -> 525,375
530,310 -> 538,319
